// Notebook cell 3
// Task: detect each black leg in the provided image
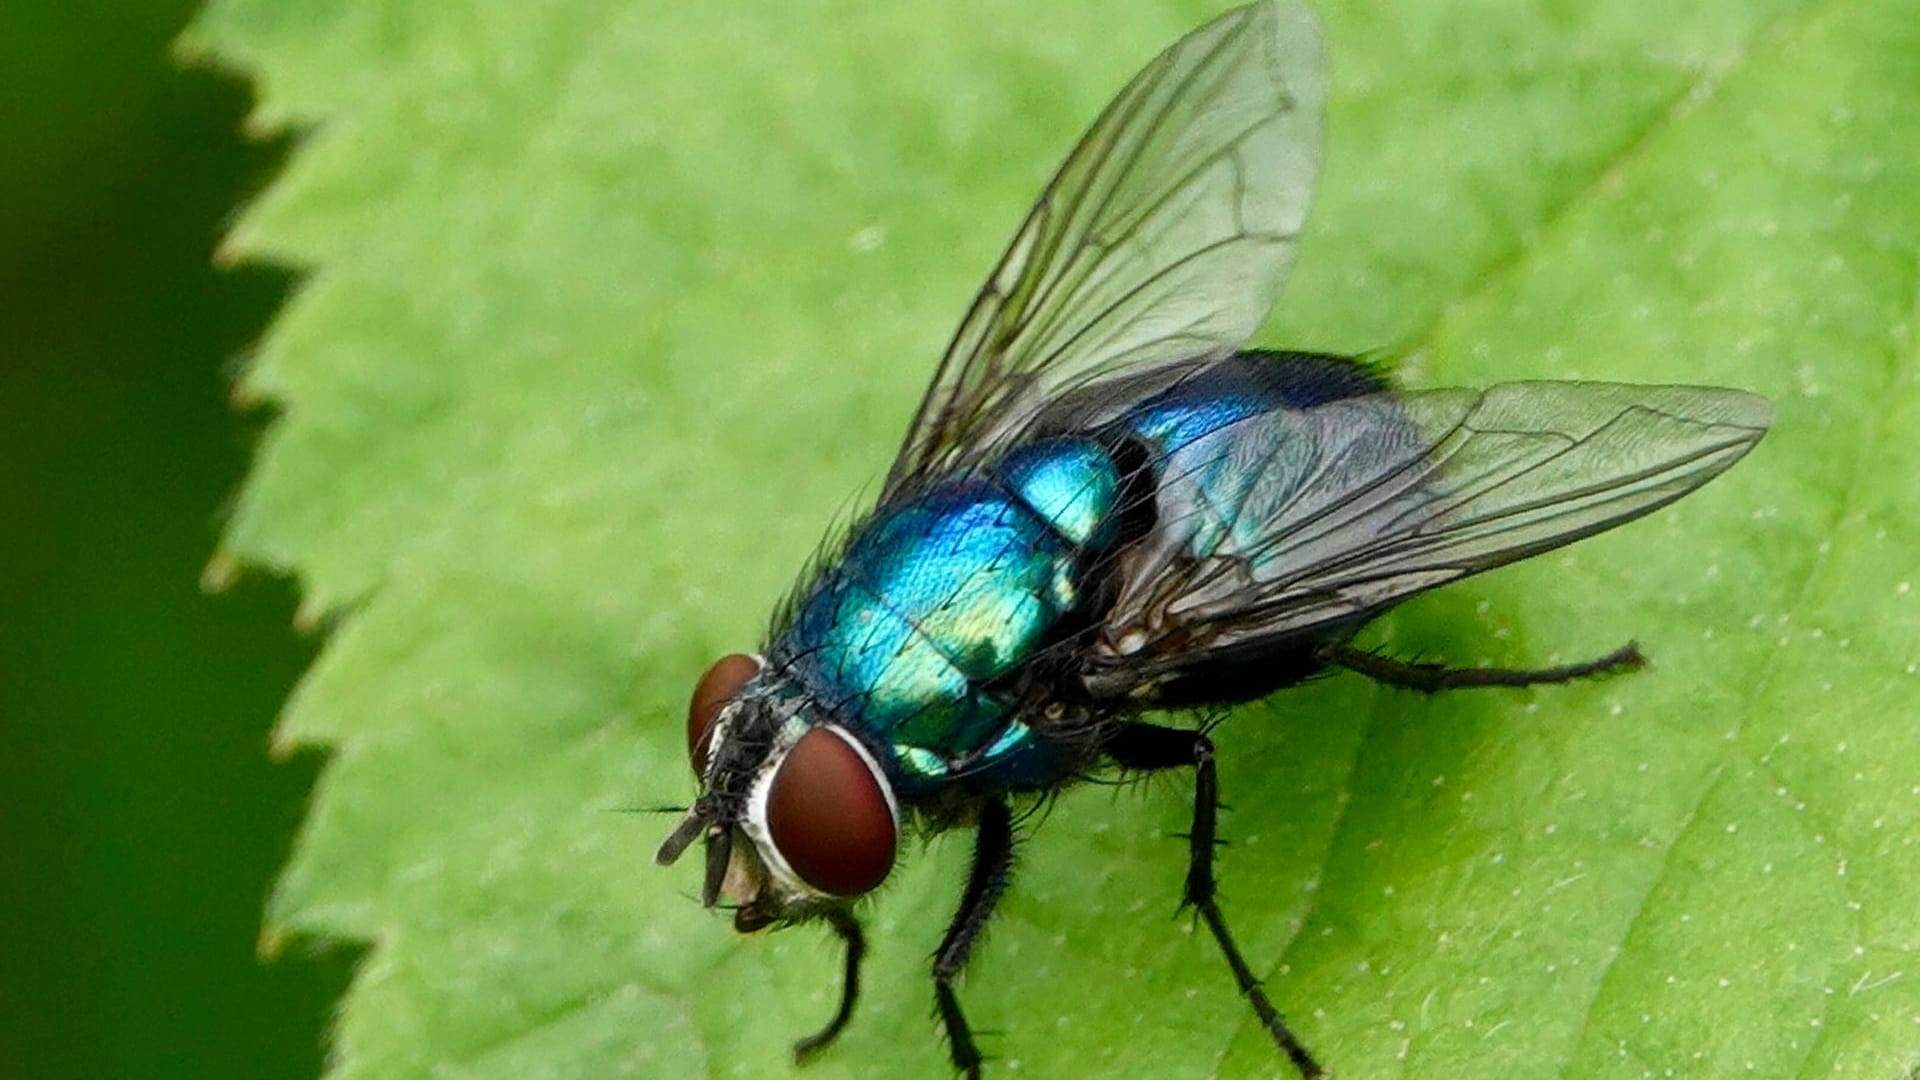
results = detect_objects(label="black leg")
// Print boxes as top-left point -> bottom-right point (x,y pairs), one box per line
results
1320,640 -> 1644,693
932,798 -> 1016,1079
793,906 -> 865,1063
1105,723 -> 1323,1079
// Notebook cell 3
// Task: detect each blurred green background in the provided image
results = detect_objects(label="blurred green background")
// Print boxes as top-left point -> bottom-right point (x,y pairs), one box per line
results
1,2 -> 352,1077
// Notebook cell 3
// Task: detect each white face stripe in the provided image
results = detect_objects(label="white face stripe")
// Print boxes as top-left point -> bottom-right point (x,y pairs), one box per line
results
694,652 -> 767,786
737,719 -> 814,902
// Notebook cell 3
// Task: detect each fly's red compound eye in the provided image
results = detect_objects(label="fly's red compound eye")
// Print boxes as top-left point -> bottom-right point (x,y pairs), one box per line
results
687,653 -> 759,775
766,727 -> 897,896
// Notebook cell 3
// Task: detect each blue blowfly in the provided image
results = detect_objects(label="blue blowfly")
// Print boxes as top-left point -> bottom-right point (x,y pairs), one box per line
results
656,2 -> 1771,1075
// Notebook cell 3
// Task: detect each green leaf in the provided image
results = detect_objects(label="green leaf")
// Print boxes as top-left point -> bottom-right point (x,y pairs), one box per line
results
187,0 -> 1920,1076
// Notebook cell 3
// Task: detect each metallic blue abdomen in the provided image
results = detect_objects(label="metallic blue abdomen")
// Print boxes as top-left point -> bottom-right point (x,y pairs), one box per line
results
1113,356 -> 1409,576
776,437 -> 1119,791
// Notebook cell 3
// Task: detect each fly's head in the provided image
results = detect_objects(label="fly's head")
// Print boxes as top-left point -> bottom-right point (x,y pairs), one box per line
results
656,654 -> 900,931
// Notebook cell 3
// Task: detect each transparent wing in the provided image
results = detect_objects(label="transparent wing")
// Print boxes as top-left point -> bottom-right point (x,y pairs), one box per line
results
883,0 -> 1326,498
1094,382 -> 1773,684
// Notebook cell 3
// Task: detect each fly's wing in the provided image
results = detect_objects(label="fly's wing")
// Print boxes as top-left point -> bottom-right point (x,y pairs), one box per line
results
1091,382 -> 1773,688
882,1 -> 1325,499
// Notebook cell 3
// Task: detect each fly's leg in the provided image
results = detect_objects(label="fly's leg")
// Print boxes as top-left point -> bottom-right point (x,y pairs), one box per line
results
933,798 -> 1016,1079
1104,723 -> 1323,1079
1320,640 -> 1644,693
794,906 -> 866,1063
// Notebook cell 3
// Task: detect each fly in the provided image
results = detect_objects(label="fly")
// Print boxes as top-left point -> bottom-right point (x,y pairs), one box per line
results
655,3 -> 1771,1076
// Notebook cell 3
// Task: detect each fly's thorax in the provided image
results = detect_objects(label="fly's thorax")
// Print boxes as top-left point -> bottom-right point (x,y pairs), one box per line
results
661,659 -> 901,930
762,451 -> 1124,797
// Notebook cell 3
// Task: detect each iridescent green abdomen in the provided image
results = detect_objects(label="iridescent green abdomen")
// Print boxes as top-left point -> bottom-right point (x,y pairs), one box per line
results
775,438 -> 1120,791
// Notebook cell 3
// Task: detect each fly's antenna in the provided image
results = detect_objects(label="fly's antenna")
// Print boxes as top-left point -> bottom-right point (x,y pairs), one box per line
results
654,806 -> 708,866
